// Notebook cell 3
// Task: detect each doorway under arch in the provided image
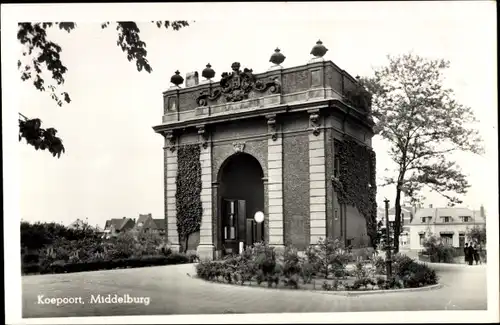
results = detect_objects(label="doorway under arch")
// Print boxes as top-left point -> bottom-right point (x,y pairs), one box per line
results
217,152 -> 265,255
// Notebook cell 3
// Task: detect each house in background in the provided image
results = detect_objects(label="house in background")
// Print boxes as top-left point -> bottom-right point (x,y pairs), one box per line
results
135,213 -> 158,232
407,205 -> 486,252
134,213 -> 166,235
152,218 -> 166,235
103,217 -> 136,238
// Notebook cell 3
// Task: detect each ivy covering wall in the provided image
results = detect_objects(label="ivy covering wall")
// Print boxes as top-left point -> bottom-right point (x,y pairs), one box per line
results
176,144 -> 203,249
332,138 -> 378,248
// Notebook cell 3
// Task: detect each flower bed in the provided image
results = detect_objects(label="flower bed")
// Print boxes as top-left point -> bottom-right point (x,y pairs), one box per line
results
196,239 -> 438,292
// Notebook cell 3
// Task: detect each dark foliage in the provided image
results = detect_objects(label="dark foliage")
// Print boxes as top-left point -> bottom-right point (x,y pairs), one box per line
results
23,254 -> 189,275
332,139 -> 378,248
17,20 -> 189,157
21,221 -> 100,251
176,144 -> 203,253
19,117 -> 65,157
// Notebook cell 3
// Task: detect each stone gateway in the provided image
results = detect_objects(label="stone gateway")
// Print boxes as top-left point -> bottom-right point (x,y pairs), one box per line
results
153,43 -> 377,259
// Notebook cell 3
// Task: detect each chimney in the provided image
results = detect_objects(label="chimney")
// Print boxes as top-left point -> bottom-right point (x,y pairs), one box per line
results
185,71 -> 199,87
429,204 -> 433,208
480,205 -> 485,218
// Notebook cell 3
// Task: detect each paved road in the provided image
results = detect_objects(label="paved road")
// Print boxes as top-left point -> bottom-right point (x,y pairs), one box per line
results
22,262 -> 487,318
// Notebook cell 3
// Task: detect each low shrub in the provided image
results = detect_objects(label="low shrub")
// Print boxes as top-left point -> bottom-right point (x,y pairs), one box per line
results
299,261 -> 314,284
422,235 -> 457,263
392,253 -> 438,288
322,279 -> 340,291
306,238 -> 350,279
349,247 -> 375,262
281,246 -> 302,289
196,244 -> 437,292
371,255 -> 386,275
352,277 -> 376,290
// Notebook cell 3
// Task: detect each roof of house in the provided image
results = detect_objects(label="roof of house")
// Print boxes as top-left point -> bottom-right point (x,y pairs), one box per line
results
153,218 -> 165,229
104,218 -> 135,231
409,207 -> 485,225
136,213 -> 152,225
377,206 -> 414,222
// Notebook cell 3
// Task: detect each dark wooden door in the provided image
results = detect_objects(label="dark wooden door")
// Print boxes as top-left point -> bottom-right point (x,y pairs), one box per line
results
221,199 -> 247,254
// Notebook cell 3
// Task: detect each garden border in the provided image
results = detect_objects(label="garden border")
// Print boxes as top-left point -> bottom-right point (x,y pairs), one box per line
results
189,267 -> 444,296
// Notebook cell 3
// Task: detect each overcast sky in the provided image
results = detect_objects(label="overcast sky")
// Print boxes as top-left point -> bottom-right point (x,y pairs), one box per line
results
3,2 -> 497,228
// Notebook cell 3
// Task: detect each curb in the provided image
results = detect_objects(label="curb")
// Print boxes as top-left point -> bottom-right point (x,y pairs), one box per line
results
313,283 -> 443,296
190,273 -> 443,296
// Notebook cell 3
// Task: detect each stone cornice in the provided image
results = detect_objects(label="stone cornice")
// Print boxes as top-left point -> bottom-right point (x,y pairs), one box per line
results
153,98 -> 374,134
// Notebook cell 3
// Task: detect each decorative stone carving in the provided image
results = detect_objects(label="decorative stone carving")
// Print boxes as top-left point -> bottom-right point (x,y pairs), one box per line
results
202,63 -> 215,81
309,111 -> 321,136
164,131 -> 176,152
197,125 -> 209,149
266,114 -> 278,141
170,70 -> 184,87
269,48 -> 286,66
310,40 -> 328,58
195,62 -> 281,106
196,88 -> 222,107
232,141 -> 246,153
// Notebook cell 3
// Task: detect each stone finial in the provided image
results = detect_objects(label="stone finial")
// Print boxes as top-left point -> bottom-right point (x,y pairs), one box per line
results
170,70 -> 184,87
270,48 -> 286,66
202,63 -> 215,81
310,40 -> 328,58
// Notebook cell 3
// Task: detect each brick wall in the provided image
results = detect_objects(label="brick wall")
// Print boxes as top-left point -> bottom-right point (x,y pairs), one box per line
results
283,133 -> 310,249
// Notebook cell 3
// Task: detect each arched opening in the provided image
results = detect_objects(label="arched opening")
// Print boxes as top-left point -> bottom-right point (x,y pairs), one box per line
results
217,152 -> 265,255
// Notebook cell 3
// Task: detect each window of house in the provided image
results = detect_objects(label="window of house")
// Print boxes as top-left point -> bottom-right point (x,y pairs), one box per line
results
459,234 -> 465,248
462,216 -> 470,223
421,217 -> 426,223
419,233 -> 425,246
440,234 -> 453,246
443,217 -> 450,223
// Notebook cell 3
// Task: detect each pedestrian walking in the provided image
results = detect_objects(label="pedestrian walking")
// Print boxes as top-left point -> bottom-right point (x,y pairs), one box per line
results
466,242 -> 474,265
464,243 -> 470,264
473,244 -> 480,265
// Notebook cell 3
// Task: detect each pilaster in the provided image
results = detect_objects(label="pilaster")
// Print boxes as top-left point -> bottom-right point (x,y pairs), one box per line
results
266,114 -> 285,247
164,131 -> 180,251
308,110 -> 327,244
197,125 -> 214,259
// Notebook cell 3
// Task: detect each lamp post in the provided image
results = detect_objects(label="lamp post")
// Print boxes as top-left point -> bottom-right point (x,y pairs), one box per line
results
384,198 -> 393,280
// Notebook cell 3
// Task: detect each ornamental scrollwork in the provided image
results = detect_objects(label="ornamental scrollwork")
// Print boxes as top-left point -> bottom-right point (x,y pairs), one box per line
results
164,131 -> 176,152
195,62 -> 281,106
196,89 -> 222,107
197,125 -> 209,149
309,112 -> 321,136
232,141 -> 246,153
266,114 -> 278,141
